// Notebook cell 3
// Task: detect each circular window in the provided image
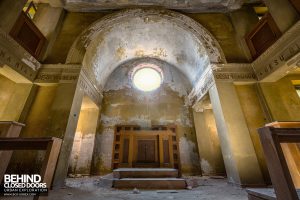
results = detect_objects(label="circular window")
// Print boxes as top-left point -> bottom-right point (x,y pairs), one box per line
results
132,67 -> 162,92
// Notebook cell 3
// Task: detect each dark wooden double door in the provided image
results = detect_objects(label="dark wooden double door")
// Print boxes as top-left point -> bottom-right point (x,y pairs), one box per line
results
137,140 -> 156,164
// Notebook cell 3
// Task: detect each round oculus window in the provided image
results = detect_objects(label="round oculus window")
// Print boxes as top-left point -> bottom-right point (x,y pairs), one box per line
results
132,67 -> 162,92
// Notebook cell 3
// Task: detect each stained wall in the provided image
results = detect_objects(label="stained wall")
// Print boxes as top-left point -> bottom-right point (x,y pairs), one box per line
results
0,74 -> 32,121
91,60 -> 201,175
69,96 -> 100,175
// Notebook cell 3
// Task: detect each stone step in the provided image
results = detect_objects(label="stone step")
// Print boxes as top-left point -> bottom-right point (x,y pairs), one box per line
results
113,168 -> 179,178
113,178 -> 186,189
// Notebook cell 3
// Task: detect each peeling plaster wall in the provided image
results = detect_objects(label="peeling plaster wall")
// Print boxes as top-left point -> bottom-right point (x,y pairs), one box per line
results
46,11 -> 247,65
45,12 -> 109,63
193,108 -> 226,176
64,0 -> 244,12
187,13 -> 248,63
91,60 -> 201,175
82,9 -> 218,90
69,107 -> 99,175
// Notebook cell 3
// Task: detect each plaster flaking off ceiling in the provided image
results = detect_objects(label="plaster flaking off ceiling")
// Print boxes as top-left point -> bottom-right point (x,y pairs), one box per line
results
83,14 -> 210,89
68,9 -> 225,92
57,0 -> 262,12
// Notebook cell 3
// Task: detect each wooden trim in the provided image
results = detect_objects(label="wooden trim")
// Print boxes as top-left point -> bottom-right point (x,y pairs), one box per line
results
10,11 -> 46,60
245,13 -> 282,59
0,137 -> 62,200
289,0 -> 300,13
24,1 -> 37,18
257,127 -> 300,200
0,122 -> 24,185
112,125 -> 180,171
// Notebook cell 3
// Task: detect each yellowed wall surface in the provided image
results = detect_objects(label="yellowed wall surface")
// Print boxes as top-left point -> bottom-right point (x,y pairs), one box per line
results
260,75 -> 300,121
7,85 -> 58,174
193,109 -> 226,176
69,105 -> 99,175
235,84 -> 270,184
0,75 -> 32,121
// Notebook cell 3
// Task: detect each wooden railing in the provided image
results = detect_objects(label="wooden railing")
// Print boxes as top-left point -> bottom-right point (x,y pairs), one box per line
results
0,121 -> 61,200
252,126 -> 300,200
289,0 -> 300,13
10,11 -> 46,60
245,13 -> 281,59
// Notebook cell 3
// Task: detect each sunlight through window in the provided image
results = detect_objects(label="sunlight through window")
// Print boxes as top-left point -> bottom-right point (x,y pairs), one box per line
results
133,67 -> 162,92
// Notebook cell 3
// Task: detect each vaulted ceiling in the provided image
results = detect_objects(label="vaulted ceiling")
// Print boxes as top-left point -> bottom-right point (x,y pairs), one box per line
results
67,9 -> 225,91
40,0 -> 262,12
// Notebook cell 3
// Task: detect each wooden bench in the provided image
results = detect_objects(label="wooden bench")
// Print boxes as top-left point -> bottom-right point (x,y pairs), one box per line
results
0,137 -> 62,200
0,121 -> 25,179
247,124 -> 300,200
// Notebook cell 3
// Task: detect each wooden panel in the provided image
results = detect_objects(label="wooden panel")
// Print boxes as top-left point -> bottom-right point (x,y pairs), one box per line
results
111,125 -> 140,169
10,12 -> 46,59
112,125 -> 179,170
163,140 -> 170,163
289,0 -> 300,13
258,127 -> 300,200
246,13 -> 281,59
0,137 -> 62,200
122,138 -> 129,163
0,122 -> 25,184
266,121 -> 300,188
137,140 -> 156,163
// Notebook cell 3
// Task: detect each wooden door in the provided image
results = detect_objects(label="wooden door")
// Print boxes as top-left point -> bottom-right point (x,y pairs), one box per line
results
137,140 -> 156,163
112,126 -> 180,171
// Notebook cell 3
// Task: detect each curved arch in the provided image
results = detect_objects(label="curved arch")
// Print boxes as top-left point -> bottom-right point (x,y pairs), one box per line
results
67,9 -> 226,90
104,57 -> 192,98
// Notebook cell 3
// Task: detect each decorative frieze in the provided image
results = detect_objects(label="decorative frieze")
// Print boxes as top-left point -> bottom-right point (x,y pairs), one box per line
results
188,63 -> 258,104
188,66 -> 215,105
213,63 -> 257,82
35,64 -> 81,83
0,29 -> 40,82
252,21 -> 300,81
35,64 -> 102,106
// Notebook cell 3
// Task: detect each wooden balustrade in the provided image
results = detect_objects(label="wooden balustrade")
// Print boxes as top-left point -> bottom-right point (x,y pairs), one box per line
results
245,13 -> 281,59
0,121 -> 62,200
10,11 -> 46,60
247,122 -> 300,200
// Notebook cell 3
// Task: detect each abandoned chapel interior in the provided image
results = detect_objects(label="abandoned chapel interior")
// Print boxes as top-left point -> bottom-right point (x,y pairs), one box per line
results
1,0 -> 300,199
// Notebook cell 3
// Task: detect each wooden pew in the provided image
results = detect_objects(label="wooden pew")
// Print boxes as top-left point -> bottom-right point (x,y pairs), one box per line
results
0,121 -> 25,181
0,136 -> 62,200
247,124 -> 300,200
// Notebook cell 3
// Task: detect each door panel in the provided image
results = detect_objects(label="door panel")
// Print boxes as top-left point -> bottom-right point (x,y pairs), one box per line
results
137,140 -> 156,163
112,127 -> 180,170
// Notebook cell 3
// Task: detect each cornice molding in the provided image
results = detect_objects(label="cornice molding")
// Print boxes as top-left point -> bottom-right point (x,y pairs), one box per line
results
35,64 -> 103,106
78,68 -> 103,106
252,21 -> 300,81
188,66 -> 215,105
35,64 -> 81,84
188,63 -> 257,104
213,63 -> 257,82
